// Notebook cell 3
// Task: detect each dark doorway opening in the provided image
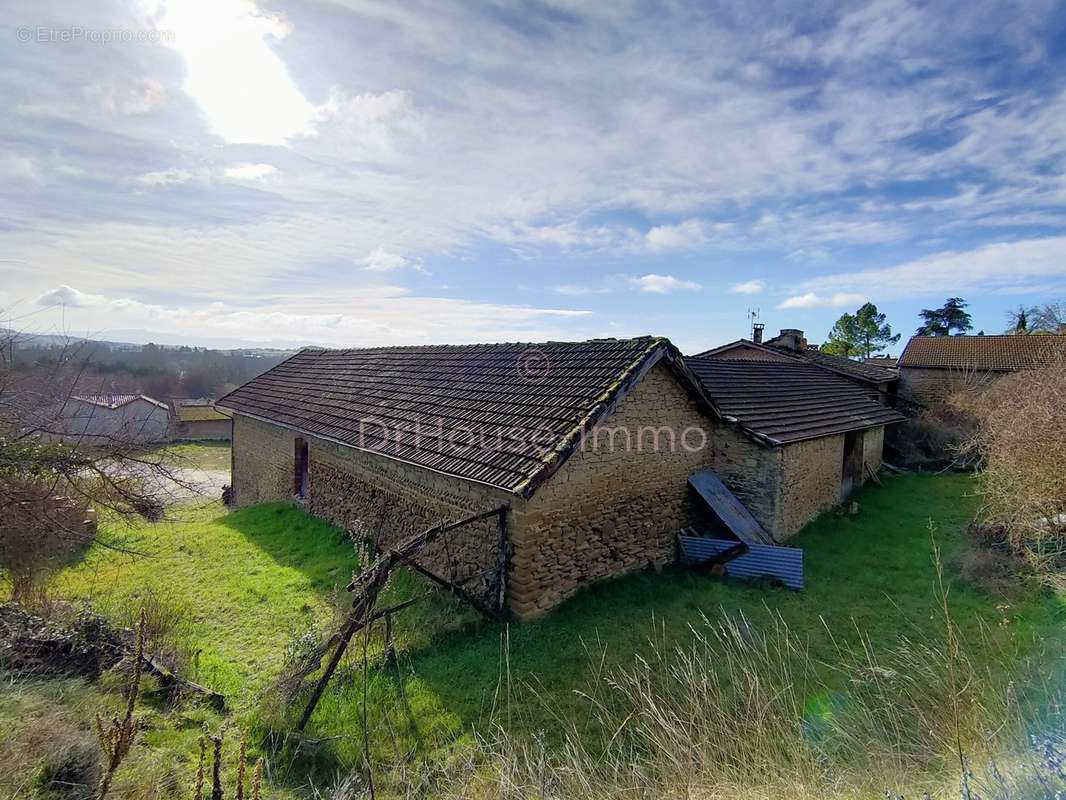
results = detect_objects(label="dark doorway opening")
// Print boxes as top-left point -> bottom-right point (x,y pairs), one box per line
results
841,430 -> 863,500
294,437 -> 309,499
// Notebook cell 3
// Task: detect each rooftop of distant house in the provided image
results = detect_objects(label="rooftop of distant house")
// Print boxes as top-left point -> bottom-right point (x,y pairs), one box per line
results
73,394 -> 168,411
170,397 -> 231,422
898,334 -> 1066,371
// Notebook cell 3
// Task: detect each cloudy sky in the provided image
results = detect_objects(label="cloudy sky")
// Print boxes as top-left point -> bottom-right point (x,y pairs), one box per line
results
3,0 -> 1066,351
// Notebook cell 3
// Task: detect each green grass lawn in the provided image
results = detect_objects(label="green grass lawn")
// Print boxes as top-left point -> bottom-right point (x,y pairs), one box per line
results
42,472 -> 1065,790
161,440 -> 232,471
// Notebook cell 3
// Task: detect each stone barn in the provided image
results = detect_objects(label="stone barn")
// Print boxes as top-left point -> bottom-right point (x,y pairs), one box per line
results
218,337 -> 726,618
685,357 -> 905,539
897,334 -> 1066,406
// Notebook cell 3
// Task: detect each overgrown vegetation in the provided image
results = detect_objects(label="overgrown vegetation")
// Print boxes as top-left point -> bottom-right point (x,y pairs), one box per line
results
2,472 -> 1059,798
956,355 -> 1066,591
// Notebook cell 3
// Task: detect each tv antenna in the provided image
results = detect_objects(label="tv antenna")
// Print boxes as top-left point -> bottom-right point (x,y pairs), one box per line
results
747,308 -> 764,343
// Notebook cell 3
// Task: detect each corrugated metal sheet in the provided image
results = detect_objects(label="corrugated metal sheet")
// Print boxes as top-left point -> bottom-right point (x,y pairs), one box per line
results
679,535 -> 804,590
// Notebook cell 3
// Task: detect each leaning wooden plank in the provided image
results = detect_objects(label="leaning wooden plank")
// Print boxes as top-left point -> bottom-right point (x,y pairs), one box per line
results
687,470 -> 773,545
679,535 -> 804,590
140,654 -> 225,711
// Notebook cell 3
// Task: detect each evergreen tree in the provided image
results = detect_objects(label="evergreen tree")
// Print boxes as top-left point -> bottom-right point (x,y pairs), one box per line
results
916,297 -> 973,336
821,302 -> 900,359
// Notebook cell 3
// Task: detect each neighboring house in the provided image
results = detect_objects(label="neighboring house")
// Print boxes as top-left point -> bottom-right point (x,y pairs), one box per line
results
897,334 -> 1066,406
694,328 -> 900,404
169,398 -> 232,441
685,357 -> 905,538
51,394 -> 171,444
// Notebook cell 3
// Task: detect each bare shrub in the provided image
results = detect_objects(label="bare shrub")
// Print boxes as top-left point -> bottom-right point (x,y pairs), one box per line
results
886,400 -> 978,470
0,476 -> 94,605
956,355 -> 1066,589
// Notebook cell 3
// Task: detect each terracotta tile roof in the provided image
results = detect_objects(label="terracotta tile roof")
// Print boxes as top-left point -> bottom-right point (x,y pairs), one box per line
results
685,358 -> 905,445
898,335 -> 1066,371
218,337 -> 714,496
693,339 -> 898,384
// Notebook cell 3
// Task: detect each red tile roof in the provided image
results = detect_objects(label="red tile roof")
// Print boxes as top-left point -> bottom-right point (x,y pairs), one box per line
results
898,335 -> 1066,371
686,358 -> 905,445
218,337 -> 715,496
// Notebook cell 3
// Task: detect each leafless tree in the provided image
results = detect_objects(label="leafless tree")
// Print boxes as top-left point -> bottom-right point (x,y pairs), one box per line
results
1,325 -> 192,601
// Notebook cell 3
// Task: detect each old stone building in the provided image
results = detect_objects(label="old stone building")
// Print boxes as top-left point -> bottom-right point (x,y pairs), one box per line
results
695,328 -> 899,405
219,337 -> 727,618
219,335 -> 903,619
898,334 -> 1066,406
685,357 -> 904,539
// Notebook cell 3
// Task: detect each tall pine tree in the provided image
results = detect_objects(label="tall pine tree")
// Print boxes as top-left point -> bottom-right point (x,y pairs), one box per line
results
821,302 -> 900,359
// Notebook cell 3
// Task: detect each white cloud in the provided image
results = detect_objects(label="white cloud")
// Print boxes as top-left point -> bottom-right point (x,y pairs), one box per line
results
731,279 -> 766,295
799,236 -> 1066,299
361,247 -> 423,272
627,274 -> 702,294
23,288 -> 594,348
35,285 -> 107,308
777,291 -> 865,309
136,168 -> 194,186
223,163 -> 278,181
645,219 -> 706,251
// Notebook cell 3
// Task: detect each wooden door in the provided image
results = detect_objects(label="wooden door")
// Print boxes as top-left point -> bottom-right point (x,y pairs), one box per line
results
841,430 -> 863,500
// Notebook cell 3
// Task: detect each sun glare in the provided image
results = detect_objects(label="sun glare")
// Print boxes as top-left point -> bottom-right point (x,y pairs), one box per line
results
158,0 -> 314,145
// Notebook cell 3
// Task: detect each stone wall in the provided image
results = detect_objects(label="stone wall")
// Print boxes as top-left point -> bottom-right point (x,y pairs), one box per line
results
899,367 -> 1002,407
777,434 -> 844,538
231,413 -> 511,607
862,426 -> 885,474
231,413 -> 297,505
171,418 -> 231,441
709,423 -> 782,536
507,363 -> 715,618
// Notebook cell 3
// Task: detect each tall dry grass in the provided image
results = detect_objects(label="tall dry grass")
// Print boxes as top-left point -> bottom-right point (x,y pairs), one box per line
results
323,576 -> 1056,800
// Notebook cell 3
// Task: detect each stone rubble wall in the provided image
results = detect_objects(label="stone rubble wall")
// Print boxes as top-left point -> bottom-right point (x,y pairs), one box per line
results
777,434 -> 844,538
508,363 -> 716,618
231,413 -> 511,608
899,366 -> 1002,407
709,423 -> 782,538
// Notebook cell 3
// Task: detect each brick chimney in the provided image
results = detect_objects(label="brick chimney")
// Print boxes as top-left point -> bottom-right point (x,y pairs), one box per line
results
767,328 -> 807,352
752,322 -> 765,344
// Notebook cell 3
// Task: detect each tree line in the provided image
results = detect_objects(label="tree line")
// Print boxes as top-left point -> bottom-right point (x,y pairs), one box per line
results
819,298 -> 1065,360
